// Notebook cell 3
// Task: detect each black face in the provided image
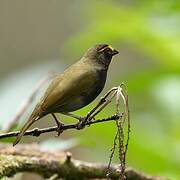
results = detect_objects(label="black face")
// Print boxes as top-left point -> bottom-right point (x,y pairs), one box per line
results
98,45 -> 118,56
95,44 -> 119,67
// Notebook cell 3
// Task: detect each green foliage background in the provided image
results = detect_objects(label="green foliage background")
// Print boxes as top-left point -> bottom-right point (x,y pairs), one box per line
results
0,1 -> 179,179
64,1 -> 180,179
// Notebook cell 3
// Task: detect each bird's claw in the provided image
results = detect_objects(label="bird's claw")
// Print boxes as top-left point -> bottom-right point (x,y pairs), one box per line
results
76,121 -> 85,130
78,116 -> 86,122
55,123 -> 64,137
86,117 -> 95,127
76,116 -> 95,129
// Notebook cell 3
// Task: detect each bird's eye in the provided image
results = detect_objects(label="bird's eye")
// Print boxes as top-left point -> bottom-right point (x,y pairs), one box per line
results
104,48 -> 112,54
106,47 -> 111,52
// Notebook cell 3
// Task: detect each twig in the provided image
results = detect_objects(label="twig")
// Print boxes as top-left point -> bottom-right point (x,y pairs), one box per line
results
79,87 -> 119,127
0,114 -> 121,139
107,130 -> 119,179
121,85 -> 130,167
90,90 -> 117,120
117,86 -> 126,180
4,72 -> 55,132
0,143 -> 165,180
106,85 -> 131,180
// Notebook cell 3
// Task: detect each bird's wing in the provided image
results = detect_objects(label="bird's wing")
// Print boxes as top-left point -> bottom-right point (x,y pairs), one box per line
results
41,74 -> 63,102
40,61 -> 97,113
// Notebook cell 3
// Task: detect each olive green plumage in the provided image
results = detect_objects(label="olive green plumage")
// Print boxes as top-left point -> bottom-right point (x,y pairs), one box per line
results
13,44 -> 119,146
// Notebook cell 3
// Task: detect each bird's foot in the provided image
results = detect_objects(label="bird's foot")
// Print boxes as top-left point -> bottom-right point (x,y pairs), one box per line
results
78,115 -> 95,122
51,113 -> 64,136
76,121 -> 85,130
55,122 -> 64,137
78,116 -> 86,122
76,116 -> 95,130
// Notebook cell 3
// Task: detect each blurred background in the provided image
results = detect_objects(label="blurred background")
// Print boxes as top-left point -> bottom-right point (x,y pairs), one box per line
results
0,0 -> 180,179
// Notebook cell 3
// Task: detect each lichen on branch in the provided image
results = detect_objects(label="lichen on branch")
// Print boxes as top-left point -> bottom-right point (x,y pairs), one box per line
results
0,144 -> 164,180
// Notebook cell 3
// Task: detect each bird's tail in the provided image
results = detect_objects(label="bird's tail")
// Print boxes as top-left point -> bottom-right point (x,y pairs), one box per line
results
13,105 -> 42,146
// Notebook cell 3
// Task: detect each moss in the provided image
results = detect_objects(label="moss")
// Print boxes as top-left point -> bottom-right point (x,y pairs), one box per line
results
0,154 -> 163,180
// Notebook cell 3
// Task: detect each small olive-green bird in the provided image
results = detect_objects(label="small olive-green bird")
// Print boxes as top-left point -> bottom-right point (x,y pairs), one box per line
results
13,44 -> 119,146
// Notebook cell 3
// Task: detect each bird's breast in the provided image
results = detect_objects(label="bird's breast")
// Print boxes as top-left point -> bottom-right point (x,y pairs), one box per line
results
58,69 -> 107,112
84,69 -> 107,102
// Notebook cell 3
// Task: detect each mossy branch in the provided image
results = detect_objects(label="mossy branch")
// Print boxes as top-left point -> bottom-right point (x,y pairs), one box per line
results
0,143 -> 164,180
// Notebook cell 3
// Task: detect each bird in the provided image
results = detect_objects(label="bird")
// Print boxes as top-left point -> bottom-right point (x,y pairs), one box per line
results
13,44 -> 119,146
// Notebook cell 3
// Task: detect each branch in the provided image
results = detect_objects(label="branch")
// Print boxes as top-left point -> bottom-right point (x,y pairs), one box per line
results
0,114 -> 121,139
0,143 -> 165,180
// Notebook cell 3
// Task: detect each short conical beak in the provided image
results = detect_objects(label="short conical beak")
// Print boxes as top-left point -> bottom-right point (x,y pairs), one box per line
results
111,49 -> 119,56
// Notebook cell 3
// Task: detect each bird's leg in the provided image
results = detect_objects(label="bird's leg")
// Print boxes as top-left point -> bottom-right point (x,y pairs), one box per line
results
61,112 -> 86,122
51,113 -> 64,136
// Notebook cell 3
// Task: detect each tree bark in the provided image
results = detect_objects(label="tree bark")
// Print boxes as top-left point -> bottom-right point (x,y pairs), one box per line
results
0,143 -> 165,180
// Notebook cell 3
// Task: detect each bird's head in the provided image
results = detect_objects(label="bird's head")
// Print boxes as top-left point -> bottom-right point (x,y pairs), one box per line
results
85,44 -> 119,68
